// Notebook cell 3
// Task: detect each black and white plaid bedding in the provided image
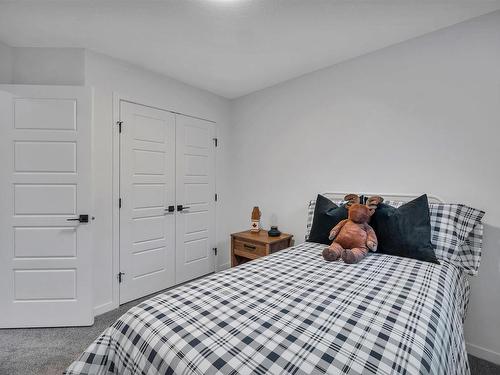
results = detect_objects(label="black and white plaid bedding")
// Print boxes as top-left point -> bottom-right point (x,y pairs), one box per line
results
66,242 -> 471,375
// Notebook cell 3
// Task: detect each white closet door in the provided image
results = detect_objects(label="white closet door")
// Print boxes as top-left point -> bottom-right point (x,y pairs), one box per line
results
119,102 -> 176,304
0,85 -> 93,328
175,114 -> 216,284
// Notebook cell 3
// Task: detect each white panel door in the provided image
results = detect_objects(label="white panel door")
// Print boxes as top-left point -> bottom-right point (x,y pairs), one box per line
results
0,85 -> 93,328
175,114 -> 216,284
119,102 -> 176,304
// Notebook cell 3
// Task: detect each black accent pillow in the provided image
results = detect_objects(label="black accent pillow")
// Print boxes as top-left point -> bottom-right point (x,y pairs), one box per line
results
307,195 -> 348,245
370,194 -> 439,264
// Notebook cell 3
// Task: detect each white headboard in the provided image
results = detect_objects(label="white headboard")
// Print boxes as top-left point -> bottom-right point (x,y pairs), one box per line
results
321,192 -> 444,204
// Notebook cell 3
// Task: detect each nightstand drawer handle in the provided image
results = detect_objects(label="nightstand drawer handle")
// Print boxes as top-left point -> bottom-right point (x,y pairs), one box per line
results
243,244 -> 256,250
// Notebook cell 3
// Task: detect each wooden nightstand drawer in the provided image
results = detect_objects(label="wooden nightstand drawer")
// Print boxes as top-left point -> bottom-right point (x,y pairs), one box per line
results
234,239 -> 266,257
231,230 -> 293,267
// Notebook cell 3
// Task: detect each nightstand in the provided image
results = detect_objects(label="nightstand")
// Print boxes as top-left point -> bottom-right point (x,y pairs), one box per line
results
231,230 -> 293,267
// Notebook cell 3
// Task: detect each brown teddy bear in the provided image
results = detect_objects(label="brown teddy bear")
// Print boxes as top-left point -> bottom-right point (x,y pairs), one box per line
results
322,195 -> 383,264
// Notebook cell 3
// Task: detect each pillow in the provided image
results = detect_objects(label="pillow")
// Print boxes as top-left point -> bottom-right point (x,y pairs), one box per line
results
305,196 -> 344,240
428,203 -> 484,275
307,195 -> 348,245
374,199 -> 484,274
370,194 -> 439,264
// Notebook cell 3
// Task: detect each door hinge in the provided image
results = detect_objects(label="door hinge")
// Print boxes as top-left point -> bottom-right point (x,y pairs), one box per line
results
117,121 -> 123,133
213,137 -> 218,147
119,198 -> 122,208
213,247 -> 218,256
214,193 -> 218,202
118,272 -> 125,283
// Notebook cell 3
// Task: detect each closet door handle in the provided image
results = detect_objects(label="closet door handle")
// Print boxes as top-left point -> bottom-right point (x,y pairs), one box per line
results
177,205 -> 191,212
164,205 -> 175,215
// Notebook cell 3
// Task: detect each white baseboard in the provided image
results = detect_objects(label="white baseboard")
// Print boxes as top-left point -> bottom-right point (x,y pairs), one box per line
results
217,262 -> 231,272
467,342 -> 500,365
93,301 -> 116,317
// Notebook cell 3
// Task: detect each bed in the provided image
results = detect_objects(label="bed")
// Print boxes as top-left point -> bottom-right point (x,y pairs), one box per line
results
65,193 -> 484,375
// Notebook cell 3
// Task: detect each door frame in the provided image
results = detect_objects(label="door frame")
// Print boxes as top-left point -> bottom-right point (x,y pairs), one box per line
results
110,92 -> 217,313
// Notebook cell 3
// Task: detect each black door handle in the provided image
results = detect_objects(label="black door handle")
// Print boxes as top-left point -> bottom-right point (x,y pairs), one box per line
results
67,214 -> 89,223
164,206 -> 175,215
177,205 -> 191,212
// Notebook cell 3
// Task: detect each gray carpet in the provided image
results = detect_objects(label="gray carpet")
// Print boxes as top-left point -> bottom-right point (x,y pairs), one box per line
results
1,290 -> 499,375
0,292 -> 155,375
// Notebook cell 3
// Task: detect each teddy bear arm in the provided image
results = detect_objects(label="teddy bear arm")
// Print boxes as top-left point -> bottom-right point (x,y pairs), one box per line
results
365,225 -> 378,251
328,219 -> 348,240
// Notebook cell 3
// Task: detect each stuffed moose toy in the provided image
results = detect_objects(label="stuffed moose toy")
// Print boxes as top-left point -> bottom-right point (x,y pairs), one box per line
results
322,194 -> 383,264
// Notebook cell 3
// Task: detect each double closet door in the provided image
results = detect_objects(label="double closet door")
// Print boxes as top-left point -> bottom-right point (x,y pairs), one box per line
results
119,101 -> 216,304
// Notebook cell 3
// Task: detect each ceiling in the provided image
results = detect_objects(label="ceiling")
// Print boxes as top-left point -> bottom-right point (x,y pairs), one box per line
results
0,1 -> 499,98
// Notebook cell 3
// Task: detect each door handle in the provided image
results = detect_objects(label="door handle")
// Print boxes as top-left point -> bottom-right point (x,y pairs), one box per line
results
67,214 -> 89,223
164,205 -> 175,214
177,205 -> 191,212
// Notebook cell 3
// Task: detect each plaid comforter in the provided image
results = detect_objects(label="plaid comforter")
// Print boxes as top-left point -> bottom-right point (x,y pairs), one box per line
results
66,242 -> 470,375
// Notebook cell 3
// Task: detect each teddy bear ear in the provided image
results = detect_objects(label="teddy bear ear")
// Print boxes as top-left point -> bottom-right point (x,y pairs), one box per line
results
366,195 -> 384,215
343,194 -> 360,207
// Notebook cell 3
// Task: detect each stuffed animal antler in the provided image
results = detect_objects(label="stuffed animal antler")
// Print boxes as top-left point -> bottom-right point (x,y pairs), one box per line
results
343,193 -> 360,208
366,195 -> 383,215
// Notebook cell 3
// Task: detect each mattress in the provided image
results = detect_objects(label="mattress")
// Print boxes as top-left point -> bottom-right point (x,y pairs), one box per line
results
65,242 -> 470,375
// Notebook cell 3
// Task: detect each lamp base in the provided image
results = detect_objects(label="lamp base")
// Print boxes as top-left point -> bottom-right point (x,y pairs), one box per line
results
268,226 -> 281,237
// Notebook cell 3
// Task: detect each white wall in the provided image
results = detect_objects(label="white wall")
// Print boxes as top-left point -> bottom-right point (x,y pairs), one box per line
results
12,47 -> 85,85
0,40 -> 13,83
230,11 -> 500,363
85,51 -> 231,314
